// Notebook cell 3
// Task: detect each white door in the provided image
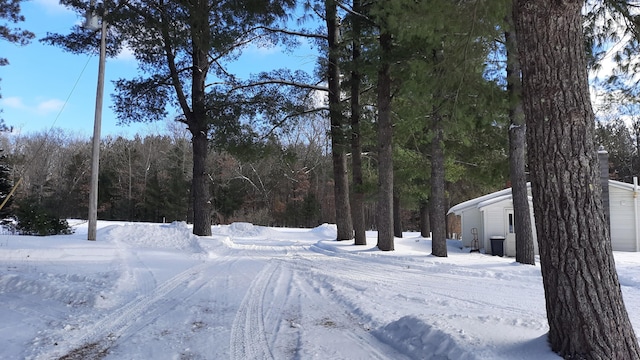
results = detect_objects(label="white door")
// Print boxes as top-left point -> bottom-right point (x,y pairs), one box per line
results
505,209 -> 516,257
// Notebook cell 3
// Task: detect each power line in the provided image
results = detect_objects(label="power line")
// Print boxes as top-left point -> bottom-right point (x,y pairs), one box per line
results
5,55 -> 95,199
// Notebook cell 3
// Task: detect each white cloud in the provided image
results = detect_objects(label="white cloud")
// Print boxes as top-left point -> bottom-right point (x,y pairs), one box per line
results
34,0 -> 75,15
115,46 -> 136,62
0,97 -> 27,109
244,42 -> 281,57
1,97 -> 64,115
35,99 -> 65,115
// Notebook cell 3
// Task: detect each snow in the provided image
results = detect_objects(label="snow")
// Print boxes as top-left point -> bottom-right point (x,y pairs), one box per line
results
2,221 -> 640,359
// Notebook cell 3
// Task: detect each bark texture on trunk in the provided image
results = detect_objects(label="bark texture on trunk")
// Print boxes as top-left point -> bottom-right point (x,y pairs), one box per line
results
514,1 -> 640,357
191,131 -> 211,236
326,0 -> 353,241
376,30 -> 394,251
350,0 -> 366,246
505,25 -> 535,265
393,192 -> 402,238
419,200 -> 430,238
430,116 -> 447,257
182,4 -> 211,236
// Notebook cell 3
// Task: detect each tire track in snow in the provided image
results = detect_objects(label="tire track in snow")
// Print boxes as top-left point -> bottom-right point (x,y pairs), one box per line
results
226,250 -> 413,359
245,254 -> 412,359
299,248 -> 544,319
275,251 -> 547,356
230,261 -> 279,360
286,266 -> 400,360
36,260 -> 210,360
113,231 -> 158,297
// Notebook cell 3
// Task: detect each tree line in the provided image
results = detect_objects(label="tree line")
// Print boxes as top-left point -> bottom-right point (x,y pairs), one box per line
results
0,119 -> 499,233
36,0 -> 514,247
0,123 -> 332,228
0,99 -> 604,235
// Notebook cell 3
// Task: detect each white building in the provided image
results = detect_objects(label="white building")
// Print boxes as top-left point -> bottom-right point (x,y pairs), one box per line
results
448,178 -> 640,256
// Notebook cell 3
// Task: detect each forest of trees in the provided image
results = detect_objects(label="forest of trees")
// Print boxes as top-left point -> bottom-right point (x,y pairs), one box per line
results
0,0 -> 517,241
5,0 -> 640,357
0,122 -> 351,229
1,109 -> 636,235
0,116 -> 494,233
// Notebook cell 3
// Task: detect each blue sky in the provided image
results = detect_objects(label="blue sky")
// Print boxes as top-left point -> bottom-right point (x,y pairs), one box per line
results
1,1 -> 629,141
0,0 -> 319,139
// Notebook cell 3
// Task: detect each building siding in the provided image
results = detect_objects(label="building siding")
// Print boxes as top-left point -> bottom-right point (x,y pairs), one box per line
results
461,209 -> 483,249
482,200 -> 510,255
449,180 -> 640,254
609,186 -> 637,251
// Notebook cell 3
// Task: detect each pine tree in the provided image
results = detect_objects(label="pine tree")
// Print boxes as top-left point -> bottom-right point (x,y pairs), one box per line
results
348,0 -> 367,246
0,149 -> 13,218
374,24 -> 394,251
326,0 -> 354,241
0,0 -> 33,56
45,0 -> 294,235
371,0 -> 507,255
0,0 -> 33,129
514,0 -> 640,357
505,11 -> 535,265
44,0 -> 295,236
594,119 -> 637,182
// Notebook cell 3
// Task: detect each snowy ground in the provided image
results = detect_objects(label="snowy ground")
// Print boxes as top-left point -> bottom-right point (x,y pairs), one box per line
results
2,221 -> 640,359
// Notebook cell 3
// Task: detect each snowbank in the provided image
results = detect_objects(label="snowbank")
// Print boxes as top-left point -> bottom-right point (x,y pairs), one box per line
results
5,221 -> 636,359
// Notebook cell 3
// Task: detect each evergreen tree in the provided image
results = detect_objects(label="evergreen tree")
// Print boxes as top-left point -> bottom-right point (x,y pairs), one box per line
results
44,0 -> 295,236
373,19 -> 394,251
0,0 -> 33,129
372,0 -> 507,255
13,198 -> 73,236
514,0 -> 640,357
0,0 -> 33,56
505,10 -> 535,265
163,142 -> 191,222
429,112 -> 447,256
595,118 -> 637,182
347,0 -> 367,245
326,0 -> 353,240
0,149 -> 13,218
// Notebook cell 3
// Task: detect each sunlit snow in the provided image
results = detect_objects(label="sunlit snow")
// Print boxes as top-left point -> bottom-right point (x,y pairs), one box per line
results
3,220 -> 640,359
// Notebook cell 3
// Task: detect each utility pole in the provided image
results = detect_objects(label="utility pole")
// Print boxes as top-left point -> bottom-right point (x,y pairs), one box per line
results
87,4 -> 106,241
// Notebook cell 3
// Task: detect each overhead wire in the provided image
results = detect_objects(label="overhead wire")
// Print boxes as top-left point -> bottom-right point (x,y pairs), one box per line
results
0,55 -> 95,211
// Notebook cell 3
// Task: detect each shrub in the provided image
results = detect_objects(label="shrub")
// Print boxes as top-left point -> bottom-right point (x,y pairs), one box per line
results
13,200 -> 73,236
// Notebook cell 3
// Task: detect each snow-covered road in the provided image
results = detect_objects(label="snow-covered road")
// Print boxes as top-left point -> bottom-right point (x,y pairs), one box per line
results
4,220 -> 638,359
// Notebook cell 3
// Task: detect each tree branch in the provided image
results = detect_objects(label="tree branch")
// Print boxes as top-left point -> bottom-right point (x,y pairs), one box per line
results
231,80 -> 329,93
336,1 -> 374,24
252,25 -> 327,40
260,107 -> 329,140
158,5 -> 191,119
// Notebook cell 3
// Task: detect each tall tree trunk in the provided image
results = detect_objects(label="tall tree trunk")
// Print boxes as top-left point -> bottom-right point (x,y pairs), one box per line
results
350,0 -> 366,246
419,200 -> 430,238
505,21 -> 535,265
189,4 -> 212,236
376,30 -> 394,251
514,1 -> 640,358
127,146 -> 133,221
160,4 -> 211,236
430,115 -> 447,257
326,0 -> 353,241
393,191 -> 402,238
191,131 -> 211,236
161,4 -> 212,236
